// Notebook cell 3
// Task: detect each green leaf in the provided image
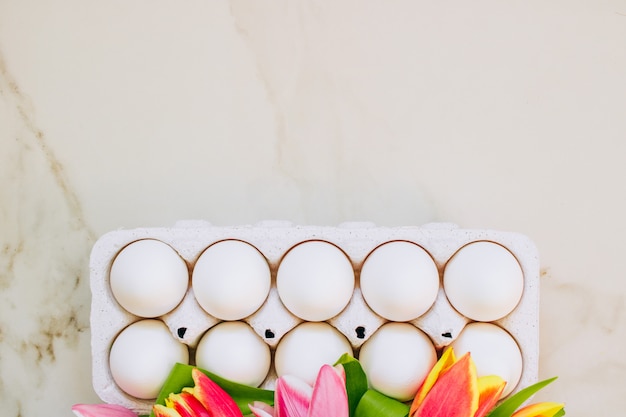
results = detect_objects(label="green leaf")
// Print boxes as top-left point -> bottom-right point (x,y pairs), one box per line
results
334,354 -> 369,417
486,377 -> 558,417
149,363 -> 274,417
354,390 -> 409,417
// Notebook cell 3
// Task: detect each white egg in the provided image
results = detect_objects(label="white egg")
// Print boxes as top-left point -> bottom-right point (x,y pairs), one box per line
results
195,321 -> 271,387
443,241 -> 524,321
277,241 -> 355,321
109,319 -> 189,399
274,322 -> 353,385
358,322 -> 437,401
451,322 -> 523,397
360,241 -> 439,321
192,240 -> 271,320
110,239 -> 189,318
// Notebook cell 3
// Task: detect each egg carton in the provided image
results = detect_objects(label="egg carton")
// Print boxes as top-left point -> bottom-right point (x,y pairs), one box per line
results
90,221 -> 540,414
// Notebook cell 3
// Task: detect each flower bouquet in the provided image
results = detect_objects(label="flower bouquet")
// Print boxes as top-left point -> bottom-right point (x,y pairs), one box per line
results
73,348 -> 564,417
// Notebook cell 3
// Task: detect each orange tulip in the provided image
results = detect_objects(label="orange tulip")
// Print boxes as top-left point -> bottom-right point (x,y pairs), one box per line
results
409,348 -> 506,417
475,376 -> 507,417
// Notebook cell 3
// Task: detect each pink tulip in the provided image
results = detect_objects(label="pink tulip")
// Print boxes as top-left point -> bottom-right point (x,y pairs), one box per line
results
71,403 -> 137,417
250,364 -> 348,417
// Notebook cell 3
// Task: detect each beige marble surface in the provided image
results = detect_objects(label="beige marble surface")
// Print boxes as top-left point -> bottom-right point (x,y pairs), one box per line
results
1,1 -> 625,416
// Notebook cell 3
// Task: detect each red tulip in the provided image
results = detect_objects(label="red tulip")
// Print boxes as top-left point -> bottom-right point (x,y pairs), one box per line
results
154,368 -> 243,417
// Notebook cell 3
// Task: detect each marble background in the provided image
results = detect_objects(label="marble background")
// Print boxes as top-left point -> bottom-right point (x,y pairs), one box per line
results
1,1 -> 625,416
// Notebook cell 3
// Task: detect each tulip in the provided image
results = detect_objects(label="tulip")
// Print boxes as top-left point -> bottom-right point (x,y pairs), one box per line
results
409,348 -> 506,417
157,392 -> 211,417
475,376 -> 507,417
250,364 -> 349,417
71,403 -> 137,417
410,348 -> 565,417
154,368 -> 244,417
511,402 -> 565,417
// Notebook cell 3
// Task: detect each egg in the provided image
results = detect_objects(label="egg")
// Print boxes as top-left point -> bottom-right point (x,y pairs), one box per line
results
360,241 -> 439,321
110,239 -> 189,318
274,322 -> 353,385
358,322 -> 437,401
277,240 -> 355,321
192,240 -> 271,320
443,241 -> 524,321
109,319 -> 189,399
451,322 -> 523,397
195,321 -> 271,387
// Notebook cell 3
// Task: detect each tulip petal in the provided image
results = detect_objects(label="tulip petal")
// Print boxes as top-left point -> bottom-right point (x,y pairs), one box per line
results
333,363 -> 346,382
511,402 -> 565,417
275,374 -> 313,417
185,368 -> 244,417
153,405 -> 183,417
308,364 -> 349,417
72,404 -> 138,417
410,347 -> 457,416
474,376 -> 506,417
412,353 -> 478,417
334,354 -> 368,417
165,392 -> 211,417
249,401 -> 276,417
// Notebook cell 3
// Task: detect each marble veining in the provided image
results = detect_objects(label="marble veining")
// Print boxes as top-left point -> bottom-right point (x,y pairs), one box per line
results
1,48 -> 97,415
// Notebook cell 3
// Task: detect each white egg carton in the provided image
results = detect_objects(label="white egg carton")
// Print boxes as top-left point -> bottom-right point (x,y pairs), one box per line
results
90,221 -> 540,414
